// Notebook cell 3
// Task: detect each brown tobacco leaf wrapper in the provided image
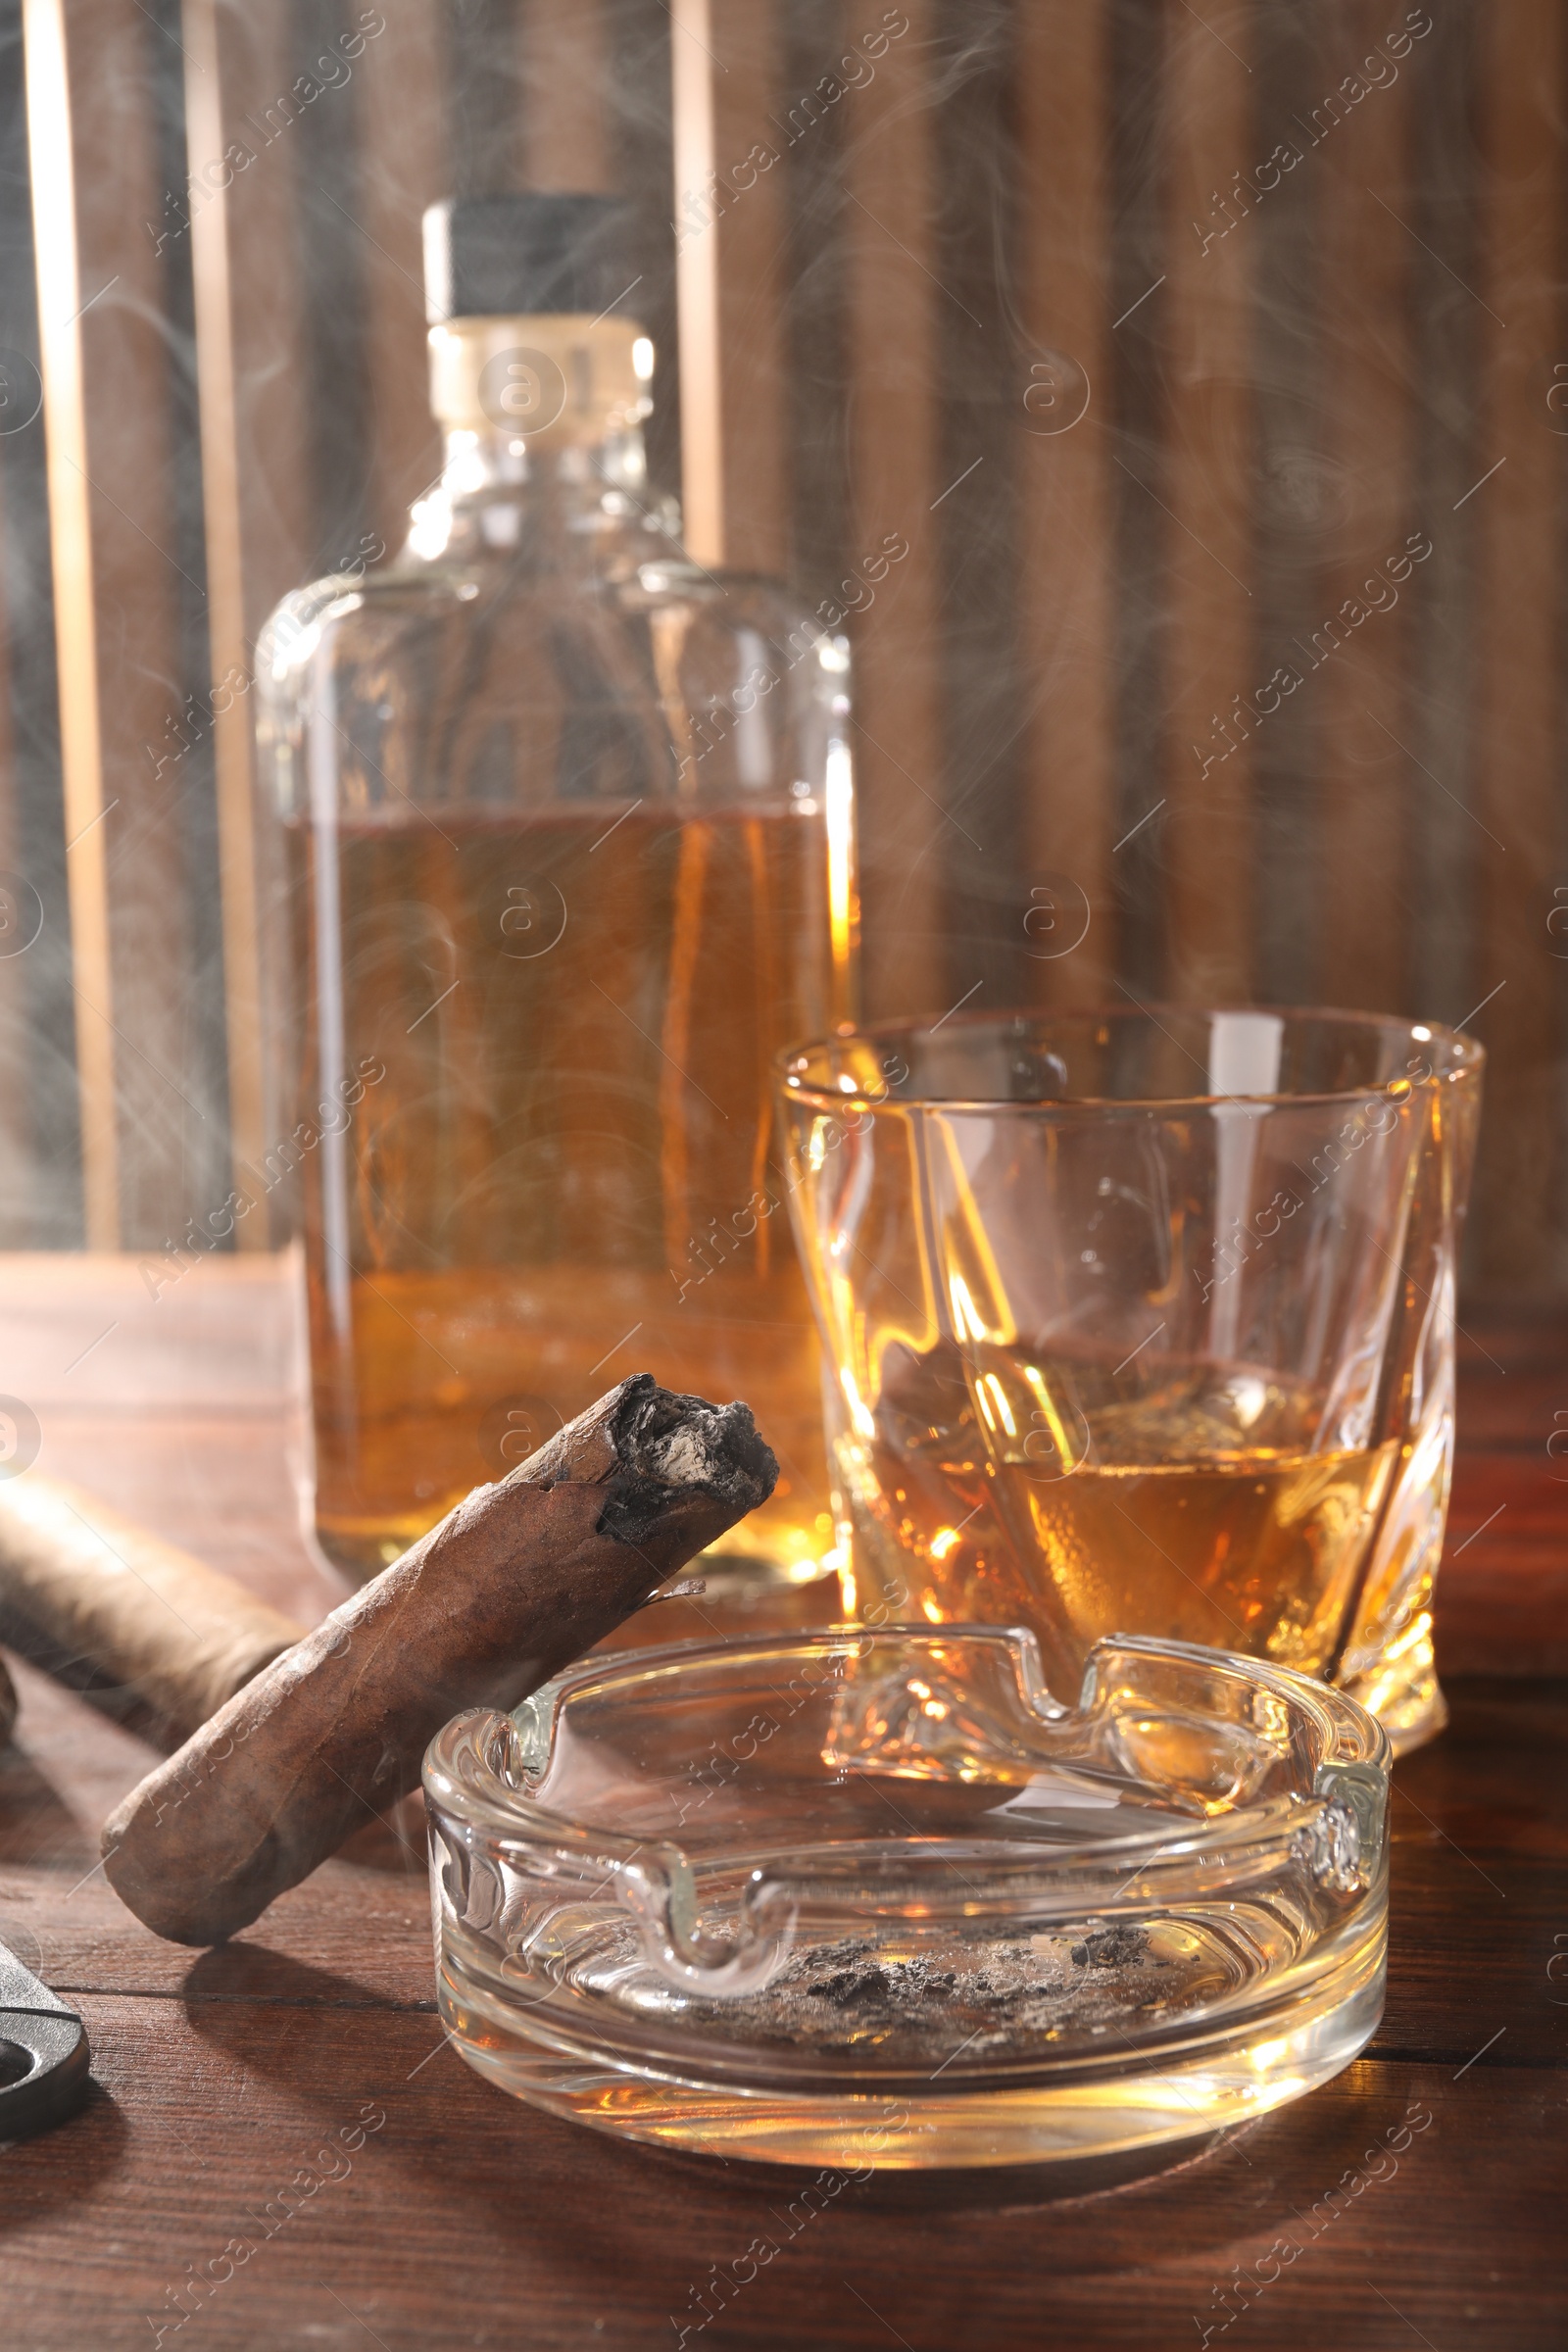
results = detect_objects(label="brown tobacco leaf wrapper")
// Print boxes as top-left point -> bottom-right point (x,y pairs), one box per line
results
0,1650 -> 16,1746
102,1375 -> 777,1945
0,1474 -> 305,1745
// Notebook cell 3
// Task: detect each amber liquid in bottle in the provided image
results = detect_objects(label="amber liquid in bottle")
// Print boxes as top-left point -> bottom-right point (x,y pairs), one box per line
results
290,804 -> 841,1579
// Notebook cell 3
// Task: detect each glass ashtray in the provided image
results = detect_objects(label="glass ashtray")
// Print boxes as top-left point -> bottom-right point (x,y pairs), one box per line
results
423,1628 -> 1390,2170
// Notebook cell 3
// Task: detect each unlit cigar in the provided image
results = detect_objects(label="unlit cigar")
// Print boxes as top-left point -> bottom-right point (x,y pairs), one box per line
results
104,1375 -> 777,1946
0,1651 -> 16,1746
0,1474 -> 306,1745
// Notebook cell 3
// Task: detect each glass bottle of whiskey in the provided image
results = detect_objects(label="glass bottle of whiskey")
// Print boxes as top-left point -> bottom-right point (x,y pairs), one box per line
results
256,194 -> 858,1594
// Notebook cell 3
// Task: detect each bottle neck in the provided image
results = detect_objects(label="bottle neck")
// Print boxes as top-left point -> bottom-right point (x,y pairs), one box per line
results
442,420 -> 652,502
411,312 -> 664,563
410,424 -> 658,562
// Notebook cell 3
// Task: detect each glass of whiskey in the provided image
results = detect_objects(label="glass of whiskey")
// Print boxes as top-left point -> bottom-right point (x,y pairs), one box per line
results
778,1007 -> 1484,1753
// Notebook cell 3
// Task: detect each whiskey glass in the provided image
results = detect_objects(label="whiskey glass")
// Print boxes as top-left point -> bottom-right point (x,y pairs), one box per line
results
778,1007 -> 1483,1752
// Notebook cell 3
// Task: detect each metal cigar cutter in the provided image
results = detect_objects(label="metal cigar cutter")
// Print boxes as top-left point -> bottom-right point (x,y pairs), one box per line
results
0,1936 -> 90,2139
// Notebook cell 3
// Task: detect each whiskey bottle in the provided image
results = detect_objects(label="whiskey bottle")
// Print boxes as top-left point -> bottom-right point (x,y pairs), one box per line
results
256,194 -> 858,1597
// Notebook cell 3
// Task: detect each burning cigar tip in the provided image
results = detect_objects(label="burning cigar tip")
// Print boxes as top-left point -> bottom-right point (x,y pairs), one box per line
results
494,1373 -> 779,1544
609,1374 -> 778,1503
592,1378 -> 777,1548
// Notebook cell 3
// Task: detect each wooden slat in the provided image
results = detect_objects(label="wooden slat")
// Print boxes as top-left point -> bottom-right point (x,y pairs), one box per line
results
1402,3 -> 1481,1032
1471,0 -> 1564,1285
841,0 -> 945,1017
1311,0 -> 1413,1011
24,0 -> 116,1248
1244,0 -> 1327,1007
669,0 -> 788,573
353,3 -> 446,558
182,0 -> 316,1232
181,0 -> 263,1244
24,0 -> 198,1250
1159,0 -> 1255,1003
0,459 -> 31,1239
446,0 -> 524,197
521,0 -> 610,191
1015,0 -> 1115,1007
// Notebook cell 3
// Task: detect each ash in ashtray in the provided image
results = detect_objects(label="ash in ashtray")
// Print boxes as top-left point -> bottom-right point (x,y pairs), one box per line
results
673,1919 -> 1233,2066
806,1957 -> 956,2008
1071,1923 -> 1148,1970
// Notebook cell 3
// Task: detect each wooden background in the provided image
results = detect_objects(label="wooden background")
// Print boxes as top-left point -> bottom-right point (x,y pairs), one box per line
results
0,0 -> 1560,1285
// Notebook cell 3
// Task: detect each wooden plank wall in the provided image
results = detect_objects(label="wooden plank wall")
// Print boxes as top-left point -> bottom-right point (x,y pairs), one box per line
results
0,0 -> 1563,1287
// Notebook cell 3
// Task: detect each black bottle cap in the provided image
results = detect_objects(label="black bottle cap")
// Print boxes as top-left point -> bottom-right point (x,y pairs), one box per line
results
422,194 -> 641,324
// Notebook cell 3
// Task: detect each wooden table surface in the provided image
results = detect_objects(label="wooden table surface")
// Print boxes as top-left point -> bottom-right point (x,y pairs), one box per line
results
0,1254 -> 1564,2351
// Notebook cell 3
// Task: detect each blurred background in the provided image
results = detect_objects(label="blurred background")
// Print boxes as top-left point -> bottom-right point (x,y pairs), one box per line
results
0,0 -> 1558,1290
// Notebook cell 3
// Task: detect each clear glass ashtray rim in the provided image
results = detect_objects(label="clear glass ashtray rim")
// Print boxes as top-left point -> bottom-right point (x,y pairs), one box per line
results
421,1626 -> 1392,1961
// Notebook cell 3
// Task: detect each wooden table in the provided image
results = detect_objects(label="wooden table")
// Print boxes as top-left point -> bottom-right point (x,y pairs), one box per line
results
0,1256 -> 1564,2350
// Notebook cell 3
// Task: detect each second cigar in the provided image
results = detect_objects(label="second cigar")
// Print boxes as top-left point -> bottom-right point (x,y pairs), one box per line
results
0,1475 -> 304,1745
